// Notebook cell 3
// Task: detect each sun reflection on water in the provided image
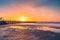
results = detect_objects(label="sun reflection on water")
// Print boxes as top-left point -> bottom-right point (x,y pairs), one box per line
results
9,26 -> 26,30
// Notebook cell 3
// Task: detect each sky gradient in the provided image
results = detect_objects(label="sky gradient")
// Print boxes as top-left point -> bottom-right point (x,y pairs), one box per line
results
0,0 -> 60,21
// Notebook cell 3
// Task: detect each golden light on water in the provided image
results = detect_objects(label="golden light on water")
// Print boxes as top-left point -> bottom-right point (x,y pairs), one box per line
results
10,26 -> 25,29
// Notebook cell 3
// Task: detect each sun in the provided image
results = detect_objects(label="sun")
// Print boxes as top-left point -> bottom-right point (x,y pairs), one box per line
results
20,16 -> 26,21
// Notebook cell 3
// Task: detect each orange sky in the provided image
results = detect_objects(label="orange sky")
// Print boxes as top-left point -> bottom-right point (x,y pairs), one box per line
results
0,4 -> 60,22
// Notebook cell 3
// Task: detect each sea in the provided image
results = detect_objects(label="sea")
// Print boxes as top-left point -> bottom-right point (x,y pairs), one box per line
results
0,22 -> 60,40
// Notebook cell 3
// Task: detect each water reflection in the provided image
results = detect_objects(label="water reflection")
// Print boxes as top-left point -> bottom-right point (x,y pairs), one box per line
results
9,26 -> 26,30
0,24 -> 60,40
0,25 -> 60,33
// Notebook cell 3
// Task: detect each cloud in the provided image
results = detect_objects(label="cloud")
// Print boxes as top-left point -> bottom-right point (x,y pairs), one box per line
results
0,3 -> 60,21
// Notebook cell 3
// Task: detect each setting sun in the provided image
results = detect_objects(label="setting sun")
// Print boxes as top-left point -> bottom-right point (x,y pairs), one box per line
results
20,16 -> 27,21
18,14 -> 38,21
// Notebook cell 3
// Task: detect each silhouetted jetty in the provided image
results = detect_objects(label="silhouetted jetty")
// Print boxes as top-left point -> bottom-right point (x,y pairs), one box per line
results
0,17 -> 8,25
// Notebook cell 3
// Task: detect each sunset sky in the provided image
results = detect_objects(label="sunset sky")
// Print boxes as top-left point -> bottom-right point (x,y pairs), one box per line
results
0,0 -> 60,21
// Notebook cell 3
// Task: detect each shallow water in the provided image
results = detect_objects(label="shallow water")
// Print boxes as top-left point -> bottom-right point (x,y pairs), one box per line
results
0,23 -> 60,40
